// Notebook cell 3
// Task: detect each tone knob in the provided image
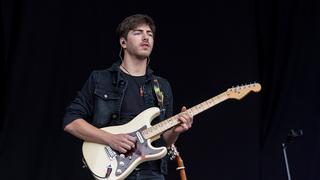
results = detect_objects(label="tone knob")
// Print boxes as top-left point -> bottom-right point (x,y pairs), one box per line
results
119,161 -> 124,166
116,169 -> 122,174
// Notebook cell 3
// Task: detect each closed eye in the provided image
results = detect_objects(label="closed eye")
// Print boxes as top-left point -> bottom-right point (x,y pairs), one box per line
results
133,31 -> 142,35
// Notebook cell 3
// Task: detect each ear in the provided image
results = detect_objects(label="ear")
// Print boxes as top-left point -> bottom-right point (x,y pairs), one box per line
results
119,38 -> 126,48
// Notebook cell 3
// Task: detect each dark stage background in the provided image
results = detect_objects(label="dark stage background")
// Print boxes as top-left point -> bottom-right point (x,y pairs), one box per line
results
1,0 -> 320,179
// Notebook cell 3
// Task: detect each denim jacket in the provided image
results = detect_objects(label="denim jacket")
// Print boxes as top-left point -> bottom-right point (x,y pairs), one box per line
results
63,60 -> 173,174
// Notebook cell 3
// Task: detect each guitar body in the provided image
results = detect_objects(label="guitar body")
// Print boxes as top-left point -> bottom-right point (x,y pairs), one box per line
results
82,107 -> 167,180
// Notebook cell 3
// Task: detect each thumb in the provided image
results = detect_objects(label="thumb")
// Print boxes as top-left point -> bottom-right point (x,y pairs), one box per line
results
181,106 -> 187,112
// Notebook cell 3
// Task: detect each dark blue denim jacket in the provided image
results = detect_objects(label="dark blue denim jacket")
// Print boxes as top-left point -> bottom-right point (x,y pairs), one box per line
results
63,60 -> 173,174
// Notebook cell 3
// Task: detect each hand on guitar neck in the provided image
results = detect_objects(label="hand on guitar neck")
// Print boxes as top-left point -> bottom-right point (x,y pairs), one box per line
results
173,106 -> 193,133
163,106 -> 194,146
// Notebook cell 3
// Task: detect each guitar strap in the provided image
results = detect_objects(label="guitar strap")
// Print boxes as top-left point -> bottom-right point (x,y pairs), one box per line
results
152,78 -> 165,116
152,78 -> 187,179
152,78 -> 170,174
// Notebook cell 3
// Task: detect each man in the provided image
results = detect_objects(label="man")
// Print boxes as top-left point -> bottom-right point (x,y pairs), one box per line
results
63,14 -> 193,179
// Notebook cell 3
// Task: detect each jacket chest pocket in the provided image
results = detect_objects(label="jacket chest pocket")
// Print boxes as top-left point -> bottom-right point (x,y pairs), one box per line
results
93,89 -> 120,127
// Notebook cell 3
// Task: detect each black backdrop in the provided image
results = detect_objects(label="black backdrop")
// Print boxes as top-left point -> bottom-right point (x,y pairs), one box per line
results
1,0 -> 320,179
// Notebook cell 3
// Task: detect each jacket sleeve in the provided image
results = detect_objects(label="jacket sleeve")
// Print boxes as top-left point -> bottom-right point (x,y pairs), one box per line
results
62,71 -> 96,128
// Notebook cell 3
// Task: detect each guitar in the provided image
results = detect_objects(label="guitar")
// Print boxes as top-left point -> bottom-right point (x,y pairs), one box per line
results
82,83 -> 261,180
168,144 -> 187,180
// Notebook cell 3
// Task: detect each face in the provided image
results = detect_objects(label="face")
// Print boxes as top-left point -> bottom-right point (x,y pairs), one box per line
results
121,24 -> 154,60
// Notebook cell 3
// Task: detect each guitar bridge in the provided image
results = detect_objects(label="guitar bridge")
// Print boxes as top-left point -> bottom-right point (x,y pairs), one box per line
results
105,146 -> 116,159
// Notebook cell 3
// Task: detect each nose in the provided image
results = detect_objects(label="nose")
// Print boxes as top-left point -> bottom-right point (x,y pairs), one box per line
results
142,33 -> 149,42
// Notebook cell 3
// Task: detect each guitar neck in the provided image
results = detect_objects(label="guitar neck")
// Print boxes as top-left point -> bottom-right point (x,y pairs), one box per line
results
142,91 -> 228,139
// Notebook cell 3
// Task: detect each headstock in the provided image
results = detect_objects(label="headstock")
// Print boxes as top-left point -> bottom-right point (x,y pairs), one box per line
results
226,83 -> 261,100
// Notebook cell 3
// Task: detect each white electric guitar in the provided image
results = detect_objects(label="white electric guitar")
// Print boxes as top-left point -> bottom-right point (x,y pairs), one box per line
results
82,83 -> 261,180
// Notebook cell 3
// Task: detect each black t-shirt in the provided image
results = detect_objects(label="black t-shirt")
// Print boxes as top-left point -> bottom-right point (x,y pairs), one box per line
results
120,71 -> 146,122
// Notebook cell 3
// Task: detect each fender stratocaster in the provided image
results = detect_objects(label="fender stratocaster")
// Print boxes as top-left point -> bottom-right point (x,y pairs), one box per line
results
82,83 -> 261,180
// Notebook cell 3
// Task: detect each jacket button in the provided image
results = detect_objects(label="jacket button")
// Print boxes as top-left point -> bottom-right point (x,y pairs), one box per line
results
104,94 -> 108,98
112,114 -> 118,119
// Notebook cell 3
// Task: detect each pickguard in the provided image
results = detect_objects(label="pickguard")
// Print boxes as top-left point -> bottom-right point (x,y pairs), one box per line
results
113,125 -> 162,177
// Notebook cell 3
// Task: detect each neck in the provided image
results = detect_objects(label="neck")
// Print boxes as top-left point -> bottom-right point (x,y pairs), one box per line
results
121,57 -> 147,76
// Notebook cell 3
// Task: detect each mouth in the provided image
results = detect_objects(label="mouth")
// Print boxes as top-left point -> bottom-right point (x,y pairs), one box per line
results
140,43 -> 150,48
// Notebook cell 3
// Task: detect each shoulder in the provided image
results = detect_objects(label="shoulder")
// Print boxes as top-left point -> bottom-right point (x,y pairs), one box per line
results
152,75 -> 170,85
89,68 -> 114,81
153,75 -> 171,87
83,68 -> 116,90
89,60 -> 120,79
90,68 -> 113,76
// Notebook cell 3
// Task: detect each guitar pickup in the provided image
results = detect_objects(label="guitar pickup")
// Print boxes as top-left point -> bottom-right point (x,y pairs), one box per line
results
136,131 -> 144,143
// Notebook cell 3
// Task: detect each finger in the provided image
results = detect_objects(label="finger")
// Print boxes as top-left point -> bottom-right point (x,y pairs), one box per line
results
178,116 -> 187,125
124,135 -> 136,147
180,113 -> 193,125
180,116 -> 192,128
178,114 -> 188,123
185,115 -> 193,126
181,123 -> 189,130
180,113 -> 190,120
118,147 -> 127,153
121,142 -> 132,150
182,110 -> 193,119
126,135 -> 137,142
179,110 -> 193,121
124,139 -> 135,148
